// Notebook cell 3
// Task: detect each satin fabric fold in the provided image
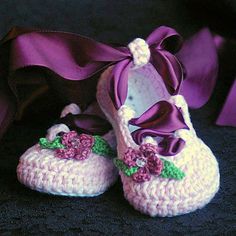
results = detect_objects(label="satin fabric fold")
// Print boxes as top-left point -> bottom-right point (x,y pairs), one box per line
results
130,129 -> 186,156
129,101 -> 188,155
158,136 -> 186,156
129,101 -> 188,133
177,28 -> 219,108
0,25 -> 235,142
110,26 -> 183,109
2,26 -> 183,110
58,113 -> 112,136
177,28 -> 236,127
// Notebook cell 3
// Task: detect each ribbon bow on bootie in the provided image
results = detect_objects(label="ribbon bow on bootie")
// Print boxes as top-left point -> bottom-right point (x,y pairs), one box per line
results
1,26 -> 183,110
0,25 -> 234,142
107,26 -> 183,109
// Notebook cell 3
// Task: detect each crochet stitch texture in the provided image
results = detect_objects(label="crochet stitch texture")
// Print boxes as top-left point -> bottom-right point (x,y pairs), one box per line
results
17,143 -> 117,196
17,118 -> 118,196
97,64 -> 220,217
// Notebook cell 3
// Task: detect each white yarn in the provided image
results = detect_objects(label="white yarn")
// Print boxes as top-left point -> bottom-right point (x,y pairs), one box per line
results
17,145 -> 118,197
46,124 -> 70,141
60,103 -> 81,118
142,136 -> 157,145
118,105 -> 136,122
128,38 -> 150,67
17,102 -> 119,197
46,103 -> 82,141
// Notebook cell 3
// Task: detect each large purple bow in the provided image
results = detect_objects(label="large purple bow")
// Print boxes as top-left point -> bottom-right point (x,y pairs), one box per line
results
0,26 -> 184,140
108,26 -> 183,109
1,25 -> 235,143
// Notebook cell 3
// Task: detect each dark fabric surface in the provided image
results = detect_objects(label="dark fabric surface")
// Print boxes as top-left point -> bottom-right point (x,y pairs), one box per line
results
0,0 -> 236,235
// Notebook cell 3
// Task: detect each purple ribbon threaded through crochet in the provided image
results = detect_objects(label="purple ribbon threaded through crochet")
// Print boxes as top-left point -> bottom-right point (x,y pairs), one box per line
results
0,26 -> 235,142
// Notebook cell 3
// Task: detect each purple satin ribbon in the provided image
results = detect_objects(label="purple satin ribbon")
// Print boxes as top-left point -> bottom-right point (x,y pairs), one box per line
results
58,113 -> 112,136
108,26 -> 183,109
129,101 -> 188,133
178,28 -> 219,108
0,26 -> 186,145
2,26 -> 183,111
177,28 -> 236,127
129,101 -> 188,155
0,26 -> 235,142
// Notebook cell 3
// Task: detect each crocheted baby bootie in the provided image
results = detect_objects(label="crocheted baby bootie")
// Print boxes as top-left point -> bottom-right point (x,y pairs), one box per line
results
96,39 -> 220,216
17,103 -> 118,196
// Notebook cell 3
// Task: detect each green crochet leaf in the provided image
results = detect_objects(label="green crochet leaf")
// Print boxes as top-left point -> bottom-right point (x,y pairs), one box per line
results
92,135 -> 116,158
39,136 -> 65,149
160,158 -> 185,180
113,159 -> 139,176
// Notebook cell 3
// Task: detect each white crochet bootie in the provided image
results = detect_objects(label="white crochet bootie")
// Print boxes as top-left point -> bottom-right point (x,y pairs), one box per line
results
17,103 -> 118,197
97,63 -> 220,216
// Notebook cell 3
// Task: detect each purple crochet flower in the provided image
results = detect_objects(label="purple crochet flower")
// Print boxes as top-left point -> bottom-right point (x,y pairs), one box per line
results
123,148 -> 142,167
123,143 -> 163,183
75,147 -> 92,160
56,147 -> 76,159
61,131 -> 80,148
79,134 -> 94,148
132,167 -> 151,183
56,131 -> 94,160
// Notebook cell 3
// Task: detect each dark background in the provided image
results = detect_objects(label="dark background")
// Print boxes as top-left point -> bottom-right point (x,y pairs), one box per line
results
0,0 -> 236,235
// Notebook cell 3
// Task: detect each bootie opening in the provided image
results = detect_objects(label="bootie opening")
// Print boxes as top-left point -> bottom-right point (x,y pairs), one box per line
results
125,64 -> 170,118
124,64 -> 173,142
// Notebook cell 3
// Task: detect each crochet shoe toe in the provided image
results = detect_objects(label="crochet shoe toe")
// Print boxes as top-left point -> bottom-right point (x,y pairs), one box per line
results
17,104 -> 118,197
97,64 -> 220,216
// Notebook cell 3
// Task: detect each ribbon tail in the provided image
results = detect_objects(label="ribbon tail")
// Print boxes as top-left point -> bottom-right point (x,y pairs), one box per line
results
129,101 -> 188,132
216,80 -> 236,127
129,101 -> 188,145
58,113 -> 112,135
151,49 -> 183,95
0,27 -> 129,115
157,136 -> 185,156
107,59 -> 132,109
131,128 -> 172,145
131,129 -> 185,156
177,28 -> 219,108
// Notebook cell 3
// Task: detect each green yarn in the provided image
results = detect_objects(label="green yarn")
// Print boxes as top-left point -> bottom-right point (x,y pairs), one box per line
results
39,135 -> 116,158
92,135 -> 116,158
113,157 -> 185,180
39,136 -> 65,149
160,158 -> 185,180
113,159 -> 139,176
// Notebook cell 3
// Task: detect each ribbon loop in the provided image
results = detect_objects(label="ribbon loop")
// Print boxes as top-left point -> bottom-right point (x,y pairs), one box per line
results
129,100 -> 189,156
146,26 -> 182,52
4,25 -> 233,143
129,101 -> 188,134
108,26 -> 184,109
